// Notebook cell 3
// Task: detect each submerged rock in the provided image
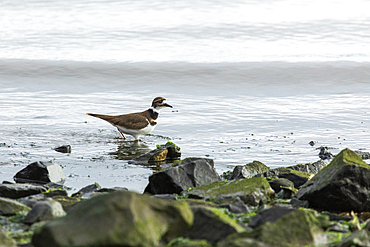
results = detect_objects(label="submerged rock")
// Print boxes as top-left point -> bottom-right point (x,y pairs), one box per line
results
130,147 -> 168,165
185,177 -> 274,207
182,207 -> 245,244
0,183 -> 47,199
130,141 -> 181,165
32,191 -> 193,247
318,146 -> 333,160
24,199 -> 66,224
0,197 -> 31,216
231,161 -> 270,180
220,210 -> 328,247
297,148 -> 370,212
72,182 -> 101,199
54,145 -> 71,153
14,161 -> 66,184
144,158 -> 221,195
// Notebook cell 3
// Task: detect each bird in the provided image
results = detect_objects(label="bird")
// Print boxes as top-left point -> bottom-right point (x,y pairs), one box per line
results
86,97 -> 172,141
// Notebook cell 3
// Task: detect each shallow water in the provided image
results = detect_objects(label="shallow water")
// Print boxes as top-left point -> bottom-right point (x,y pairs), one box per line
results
1,0 -> 370,192
1,61 -> 370,192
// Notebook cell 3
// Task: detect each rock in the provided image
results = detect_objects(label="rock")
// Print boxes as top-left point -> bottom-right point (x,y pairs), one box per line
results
96,187 -> 128,193
248,207 -> 296,229
287,160 -> 328,174
182,207 -> 245,244
144,158 -> 222,195
318,146 -> 333,160
152,194 -> 177,201
54,145 -> 71,153
130,147 -> 168,165
217,237 -> 274,247
14,161 -> 66,184
32,191 -> 193,247
268,178 -> 294,193
297,148 -> 370,212
185,177 -> 274,207
0,227 -> 16,247
354,150 -> 370,160
217,196 -> 249,214
71,183 -> 101,199
0,183 -> 47,199
230,161 -> 270,180
220,210 -> 328,247
24,199 -> 66,224
156,141 -> 182,161
168,238 -> 212,247
0,197 -> 31,215
331,229 -> 370,247
256,167 -> 313,189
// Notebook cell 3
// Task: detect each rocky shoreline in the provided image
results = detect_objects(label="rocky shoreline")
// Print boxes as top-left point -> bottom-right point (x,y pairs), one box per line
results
2,143 -> 370,247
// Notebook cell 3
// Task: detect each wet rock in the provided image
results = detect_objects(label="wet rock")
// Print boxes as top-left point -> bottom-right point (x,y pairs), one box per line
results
0,197 -> 31,215
144,158 -> 222,195
230,161 -> 270,180
297,148 -> 370,212
0,227 -> 16,247
14,161 -> 66,184
24,198 -> 66,224
130,147 -> 168,164
287,160 -> 328,174
318,146 -> 333,160
32,191 -> 193,247
182,207 -> 245,244
185,177 -> 274,207
156,141 -> 182,161
71,182 -> 101,199
268,178 -> 294,193
256,167 -> 313,189
54,145 -> 71,153
221,210 -> 329,247
0,183 -> 47,199
248,207 -> 296,229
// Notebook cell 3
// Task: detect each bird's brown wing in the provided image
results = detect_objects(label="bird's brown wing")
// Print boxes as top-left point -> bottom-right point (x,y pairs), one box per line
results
86,112 -> 149,130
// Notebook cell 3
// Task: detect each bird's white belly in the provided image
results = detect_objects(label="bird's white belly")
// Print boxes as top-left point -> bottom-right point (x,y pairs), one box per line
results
115,123 -> 156,139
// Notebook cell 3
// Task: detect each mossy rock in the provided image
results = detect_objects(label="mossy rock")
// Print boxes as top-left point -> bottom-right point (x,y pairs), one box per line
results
167,237 -> 212,247
182,207 -> 245,244
258,167 -> 314,189
297,148 -> 370,212
231,161 -> 270,179
185,177 -> 274,206
32,191 -> 194,247
221,209 -> 329,247
0,197 -> 31,216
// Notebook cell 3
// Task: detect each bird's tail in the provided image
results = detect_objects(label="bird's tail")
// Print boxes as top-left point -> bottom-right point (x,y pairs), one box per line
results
86,113 -> 115,122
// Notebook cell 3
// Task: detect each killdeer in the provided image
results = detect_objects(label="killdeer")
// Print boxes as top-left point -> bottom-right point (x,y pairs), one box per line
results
86,97 -> 172,141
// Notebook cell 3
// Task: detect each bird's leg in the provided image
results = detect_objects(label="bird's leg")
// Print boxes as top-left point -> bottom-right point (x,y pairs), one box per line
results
117,129 -> 126,139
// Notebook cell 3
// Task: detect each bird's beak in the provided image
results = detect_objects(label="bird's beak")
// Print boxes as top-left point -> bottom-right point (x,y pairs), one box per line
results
163,103 -> 173,108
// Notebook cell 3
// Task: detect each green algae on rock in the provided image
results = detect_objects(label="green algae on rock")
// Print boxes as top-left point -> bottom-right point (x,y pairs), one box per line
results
32,191 -> 194,247
297,148 -> 370,212
231,161 -> 270,179
182,207 -> 245,244
0,197 -> 31,216
219,209 -> 328,247
0,227 -> 16,247
185,177 -> 274,206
